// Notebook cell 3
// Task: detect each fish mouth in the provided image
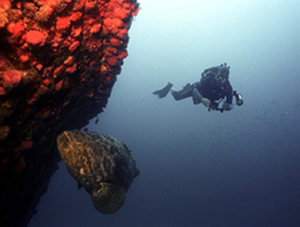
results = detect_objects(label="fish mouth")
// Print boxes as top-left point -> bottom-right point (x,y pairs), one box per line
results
63,131 -> 72,143
57,131 -> 73,153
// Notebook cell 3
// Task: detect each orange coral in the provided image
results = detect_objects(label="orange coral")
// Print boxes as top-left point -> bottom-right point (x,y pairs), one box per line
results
19,55 -> 29,63
55,80 -> 63,90
0,0 -> 11,11
56,16 -> 71,31
106,56 -> 118,66
104,76 -> 111,83
53,65 -> 65,77
63,56 -> 74,66
131,4 -> 139,17
26,30 -> 48,47
42,78 -> 51,86
100,64 -> 110,74
90,23 -> 101,34
7,21 -> 25,40
103,18 -> 124,30
68,40 -> 80,52
110,37 -> 122,47
36,5 -> 54,22
65,63 -> 77,73
71,26 -> 82,37
115,28 -> 128,39
84,0 -> 96,11
114,6 -> 130,20
36,64 -> 43,71
69,11 -> 82,22
45,0 -> 67,13
1,69 -> 23,89
117,50 -> 128,59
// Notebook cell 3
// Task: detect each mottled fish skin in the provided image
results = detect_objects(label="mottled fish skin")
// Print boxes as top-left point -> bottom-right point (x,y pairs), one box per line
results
56,130 -> 139,213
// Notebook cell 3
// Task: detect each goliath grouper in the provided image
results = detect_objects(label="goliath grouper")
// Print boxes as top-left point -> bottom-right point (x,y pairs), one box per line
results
57,130 -> 140,214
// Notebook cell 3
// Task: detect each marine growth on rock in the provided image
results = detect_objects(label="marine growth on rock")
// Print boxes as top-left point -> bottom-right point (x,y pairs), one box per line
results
0,0 -> 139,226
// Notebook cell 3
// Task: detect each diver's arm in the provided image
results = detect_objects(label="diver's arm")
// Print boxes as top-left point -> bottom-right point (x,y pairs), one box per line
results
222,83 -> 233,111
225,83 -> 233,105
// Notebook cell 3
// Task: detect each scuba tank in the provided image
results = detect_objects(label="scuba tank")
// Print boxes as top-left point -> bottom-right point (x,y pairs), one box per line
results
233,91 -> 243,106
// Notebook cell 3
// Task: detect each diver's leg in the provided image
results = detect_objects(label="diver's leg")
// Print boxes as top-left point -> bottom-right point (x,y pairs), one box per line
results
152,82 -> 173,98
171,83 -> 193,100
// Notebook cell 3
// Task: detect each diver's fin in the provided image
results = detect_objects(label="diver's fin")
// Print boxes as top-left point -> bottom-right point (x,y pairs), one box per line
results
152,82 -> 173,98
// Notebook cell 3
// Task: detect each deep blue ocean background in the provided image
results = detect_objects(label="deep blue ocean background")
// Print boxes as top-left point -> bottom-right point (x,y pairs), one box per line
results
29,0 -> 300,226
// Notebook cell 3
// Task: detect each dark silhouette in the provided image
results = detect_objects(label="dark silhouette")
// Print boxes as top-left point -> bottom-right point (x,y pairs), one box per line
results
153,63 -> 243,112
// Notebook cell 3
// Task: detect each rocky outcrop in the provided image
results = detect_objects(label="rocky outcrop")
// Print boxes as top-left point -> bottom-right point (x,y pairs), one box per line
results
0,0 -> 139,226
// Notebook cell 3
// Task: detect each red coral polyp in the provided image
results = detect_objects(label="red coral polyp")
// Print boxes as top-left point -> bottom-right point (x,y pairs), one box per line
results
71,26 -> 82,37
2,69 -> 23,89
90,23 -> 101,34
131,5 -> 139,17
110,37 -> 122,47
68,41 -> 80,52
0,0 -> 11,11
114,7 -> 130,20
106,57 -> 118,66
65,63 -> 77,73
104,76 -> 111,83
36,5 -> 54,22
84,0 -> 96,11
55,80 -> 63,90
56,17 -> 71,31
53,65 -> 65,78
7,21 -> 25,40
19,55 -> 29,63
63,56 -> 74,66
117,50 -> 128,60
115,28 -> 128,39
103,18 -> 124,31
70,11 -> 82,22
26,30 -> 48,47
100,64 -> 110,74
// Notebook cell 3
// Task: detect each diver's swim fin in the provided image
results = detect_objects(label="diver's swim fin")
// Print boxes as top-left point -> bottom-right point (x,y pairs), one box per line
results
153,82 -> 173,98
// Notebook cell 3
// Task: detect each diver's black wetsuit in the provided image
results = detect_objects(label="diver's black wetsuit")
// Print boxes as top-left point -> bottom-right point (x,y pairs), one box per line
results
152,64 -> 242,112
171,76 -> 233,106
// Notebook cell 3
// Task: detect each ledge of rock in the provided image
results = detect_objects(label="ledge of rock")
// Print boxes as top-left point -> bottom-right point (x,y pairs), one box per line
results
0,0 -> 139,226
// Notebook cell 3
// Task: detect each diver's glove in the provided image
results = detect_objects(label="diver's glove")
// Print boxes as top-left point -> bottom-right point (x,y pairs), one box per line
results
222,102 -> 232,111
201,98 -> 211,108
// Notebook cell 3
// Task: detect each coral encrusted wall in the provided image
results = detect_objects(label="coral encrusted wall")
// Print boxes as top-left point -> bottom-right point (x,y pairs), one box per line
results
0,0 -> 139,226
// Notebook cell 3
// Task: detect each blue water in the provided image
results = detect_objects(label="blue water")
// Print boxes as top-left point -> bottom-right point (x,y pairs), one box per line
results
29,0 -> 300,226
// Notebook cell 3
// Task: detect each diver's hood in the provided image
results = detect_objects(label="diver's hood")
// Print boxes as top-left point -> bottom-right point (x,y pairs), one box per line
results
217,66 -> 229,79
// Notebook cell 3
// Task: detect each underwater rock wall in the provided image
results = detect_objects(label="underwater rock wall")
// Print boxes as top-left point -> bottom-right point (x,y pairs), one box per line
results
0,0 -> 139,226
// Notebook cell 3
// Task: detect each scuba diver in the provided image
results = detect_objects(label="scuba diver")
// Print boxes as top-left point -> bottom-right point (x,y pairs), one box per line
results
153,63 -> 243,112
